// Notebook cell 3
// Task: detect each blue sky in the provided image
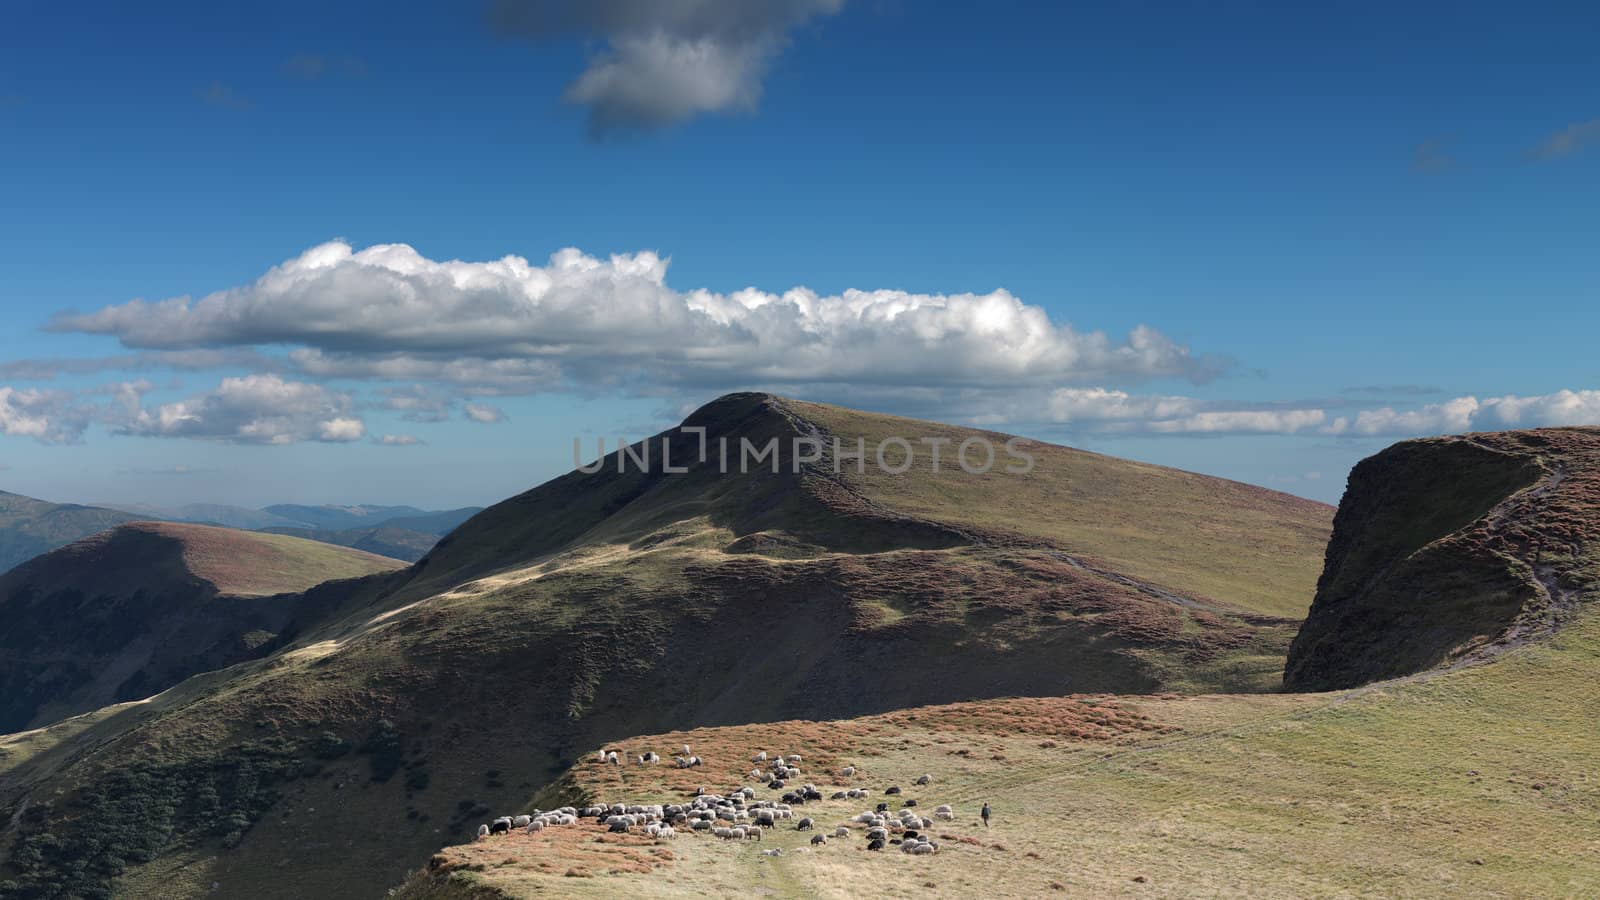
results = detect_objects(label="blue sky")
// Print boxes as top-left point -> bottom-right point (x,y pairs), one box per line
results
1,0 -> 1597,508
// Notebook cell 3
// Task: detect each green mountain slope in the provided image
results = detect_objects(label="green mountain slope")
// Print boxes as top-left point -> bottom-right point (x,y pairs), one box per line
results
402,604 -> 1600,900
0,394 -> 1333,899
0,491 -> 137,574
0,522 -> 404,733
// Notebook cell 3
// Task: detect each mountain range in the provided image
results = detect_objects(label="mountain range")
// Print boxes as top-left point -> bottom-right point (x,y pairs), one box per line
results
1,395 -> 1596,899
0,496 -> 484,573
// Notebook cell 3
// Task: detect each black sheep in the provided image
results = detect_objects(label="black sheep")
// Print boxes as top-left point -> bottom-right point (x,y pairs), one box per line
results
885,786 -> 902,795
489,821 -> 510,835
875,802 -> 889,813
866,838 -> 885,851
903,799 -> 918,807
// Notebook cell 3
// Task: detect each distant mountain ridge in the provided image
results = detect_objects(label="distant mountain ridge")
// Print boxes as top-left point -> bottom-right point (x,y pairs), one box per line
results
99,502 -> 486,562
262,504 -> 434,531
0,521 -> 404,732
0,491 -> 138,574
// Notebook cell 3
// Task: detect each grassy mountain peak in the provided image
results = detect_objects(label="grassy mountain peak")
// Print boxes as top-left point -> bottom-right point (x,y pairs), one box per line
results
0,393 -> 1334,899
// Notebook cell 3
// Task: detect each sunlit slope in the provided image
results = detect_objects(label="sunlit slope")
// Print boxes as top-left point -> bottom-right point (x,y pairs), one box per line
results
0,522 -> 402,731
0,394 -> 1333,899
402,607 -> 1600,899
787,400 -> 1333,617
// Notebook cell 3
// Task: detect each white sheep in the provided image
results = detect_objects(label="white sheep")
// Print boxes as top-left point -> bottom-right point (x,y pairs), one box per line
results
915,773 -> 933,785
512,814 -> 531,828
682,744 -> 692,756
934,804 -> 954,821
753,751 -> 768,762
840,765 -> 856,778
833,826 -> 850,837
476,824 -> 490,839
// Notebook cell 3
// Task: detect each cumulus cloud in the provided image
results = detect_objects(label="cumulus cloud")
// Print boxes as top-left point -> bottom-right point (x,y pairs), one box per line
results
1346,390 -> 1600,436
490,0 -> 844,134
464,402 -> 508,424
1531,117 -> 1600,159
118,374 -> 364,445
51,241 -> 1223,395
914,387 -> 1600,438
1038,388 -> 1329,435
0,387 -> 87,444
378,384 -> 457,423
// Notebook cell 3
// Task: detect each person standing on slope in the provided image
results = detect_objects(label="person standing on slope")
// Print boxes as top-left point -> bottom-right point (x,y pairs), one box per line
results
981,802 -> 991,827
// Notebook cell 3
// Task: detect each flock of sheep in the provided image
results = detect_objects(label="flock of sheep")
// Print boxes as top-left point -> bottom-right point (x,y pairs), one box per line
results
475,744 -> 956,859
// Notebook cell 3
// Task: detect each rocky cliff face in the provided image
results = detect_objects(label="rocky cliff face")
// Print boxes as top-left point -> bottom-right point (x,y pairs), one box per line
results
1285,428 -> 1600,691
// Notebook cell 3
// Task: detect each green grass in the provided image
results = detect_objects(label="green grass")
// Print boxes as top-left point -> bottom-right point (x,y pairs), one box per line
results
0,393 -> 1341,897
151,523 -> 405,597
414,607 -> 1600,899
789,400 -> 1334,617
0,490 -> 137,574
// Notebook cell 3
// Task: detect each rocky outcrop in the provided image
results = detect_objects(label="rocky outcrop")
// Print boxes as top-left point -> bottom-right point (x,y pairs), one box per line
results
1284,428 -> 1600,691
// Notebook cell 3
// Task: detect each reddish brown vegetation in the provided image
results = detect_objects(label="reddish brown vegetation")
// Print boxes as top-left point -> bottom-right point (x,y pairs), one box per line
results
428,824 -> 673,881
566,696 -> 1176,802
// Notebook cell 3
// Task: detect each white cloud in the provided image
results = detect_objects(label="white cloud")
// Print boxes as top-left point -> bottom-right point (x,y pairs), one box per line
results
920,387 -> 1600,439
51,241 -> 1223,394
375,434 -> 425,446
464,402 -> 507,424
1344,390 -> 1600,436
0,387 -> 87,444
1348,396 -> 1479,435
1144,409 -> 1331,435
378,384 -> 457,422
1034,388 -> 1327,435
491,0 -> 844,134
119,374 -> 365,445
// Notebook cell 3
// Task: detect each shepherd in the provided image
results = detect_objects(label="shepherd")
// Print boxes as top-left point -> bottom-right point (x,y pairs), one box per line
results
981,802 -> 991,828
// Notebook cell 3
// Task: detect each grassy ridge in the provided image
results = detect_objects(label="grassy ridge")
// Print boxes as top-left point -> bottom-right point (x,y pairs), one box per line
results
406,607 -> 1600,899
144,523 -> 404,596
0,491 -> 136,575
0,394 -> 1336,898
790,401 -> 1333,617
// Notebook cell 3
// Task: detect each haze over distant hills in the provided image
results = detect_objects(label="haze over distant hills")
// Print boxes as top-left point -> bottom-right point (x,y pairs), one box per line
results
98,502 -> 484,563
0,522 -> 403,733
0,492 -> 138,574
